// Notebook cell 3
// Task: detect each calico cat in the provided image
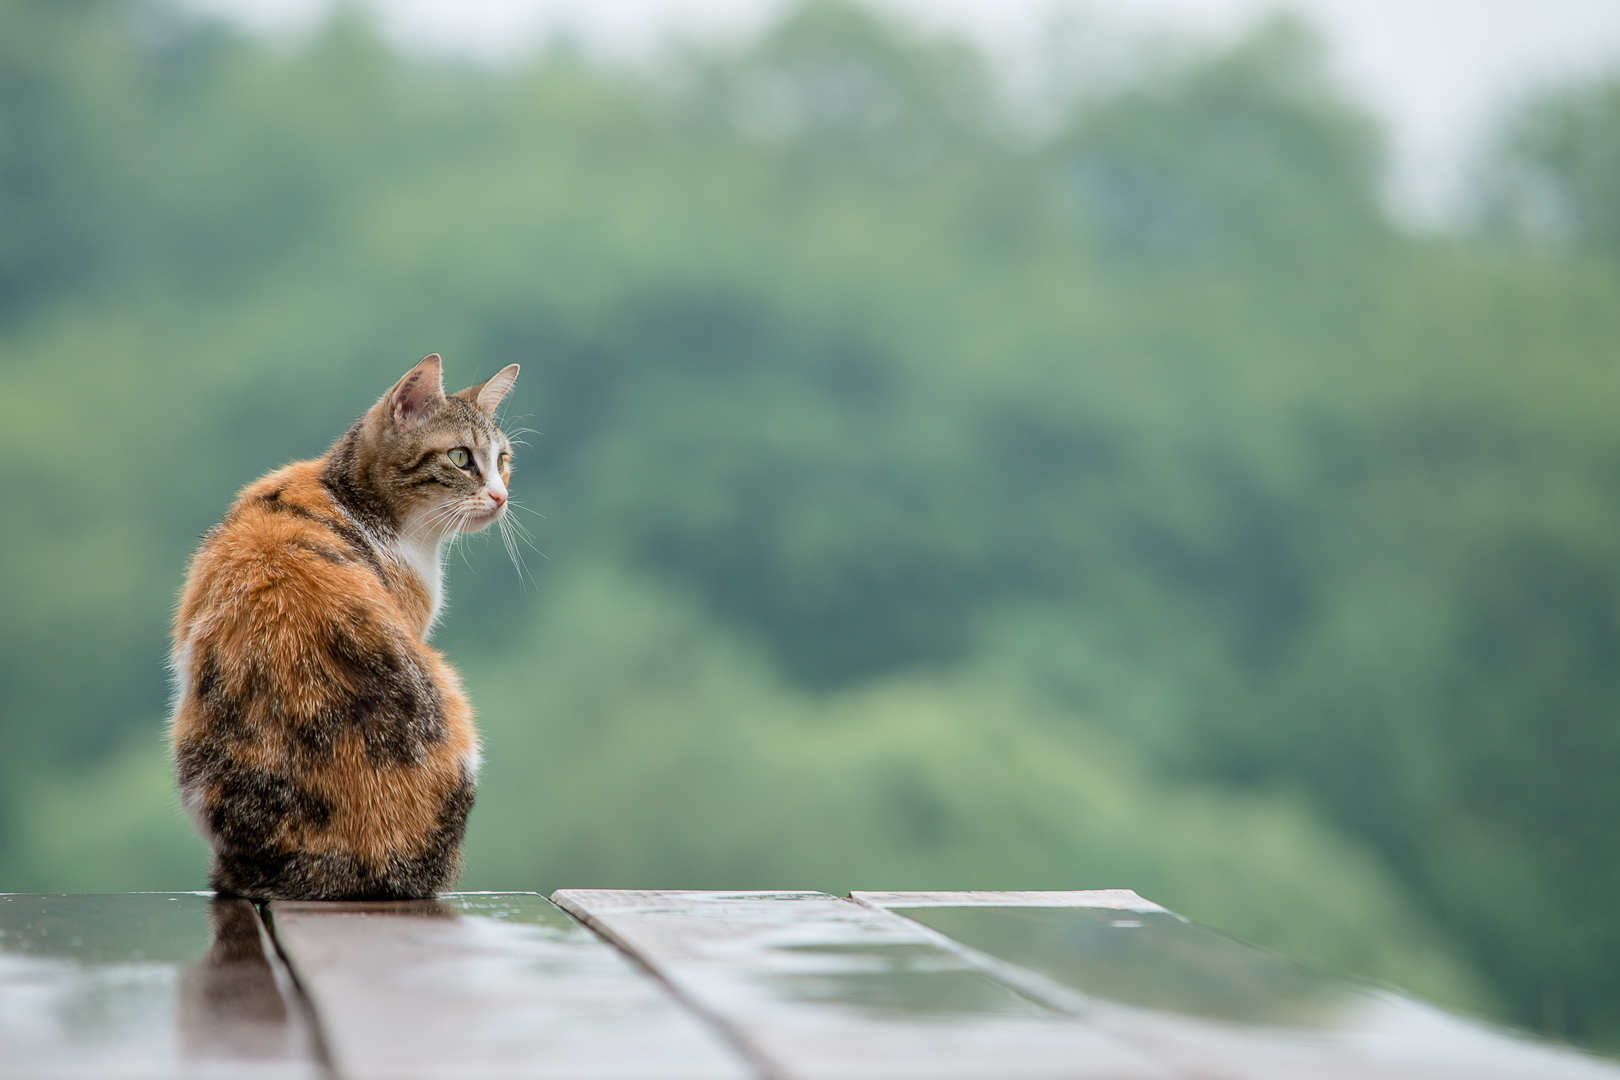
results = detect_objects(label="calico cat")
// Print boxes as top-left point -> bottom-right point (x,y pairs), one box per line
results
170,355 -> 519,900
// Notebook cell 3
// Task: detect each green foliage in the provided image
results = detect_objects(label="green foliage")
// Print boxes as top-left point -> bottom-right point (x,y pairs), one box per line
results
0,0 -> 1618,1050
1483,71 -> 1620,256
1052,16 -> 1385,264
0,0 -> 143,315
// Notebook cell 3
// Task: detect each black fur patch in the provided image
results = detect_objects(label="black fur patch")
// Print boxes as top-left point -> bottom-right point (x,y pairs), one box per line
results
320,424 -> 399,539
210,773 -> 475,901
314,610 -> 447,766
213,848 -> 366,902
176,733 -> 233,791
379,774 -> 476,898
202,769 -> 338,898
286,538 -> 348,564
190,649 -> 252,742
208,767 -> 334,848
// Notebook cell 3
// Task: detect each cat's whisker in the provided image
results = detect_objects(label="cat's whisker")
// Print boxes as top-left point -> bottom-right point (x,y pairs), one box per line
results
451,506 -> 479,570
405,502 -> 464,544
502,514 -> 547,559
509,515 -> 537,562
496,515 -> 532,591
502,502 -> 548,561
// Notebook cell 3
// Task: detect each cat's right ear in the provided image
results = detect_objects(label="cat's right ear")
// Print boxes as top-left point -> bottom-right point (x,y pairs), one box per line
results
383,355 -> 446,430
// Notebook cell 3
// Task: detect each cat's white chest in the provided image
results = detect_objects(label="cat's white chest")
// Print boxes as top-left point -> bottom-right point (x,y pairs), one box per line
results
387,533 -> 446,632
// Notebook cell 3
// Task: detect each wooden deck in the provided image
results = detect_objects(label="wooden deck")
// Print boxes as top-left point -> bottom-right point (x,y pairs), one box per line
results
2,889 -> 1614,1079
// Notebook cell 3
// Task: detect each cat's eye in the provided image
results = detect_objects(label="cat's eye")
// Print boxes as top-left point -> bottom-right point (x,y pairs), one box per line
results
498,453 -> 511,472
447,448 -> 471,468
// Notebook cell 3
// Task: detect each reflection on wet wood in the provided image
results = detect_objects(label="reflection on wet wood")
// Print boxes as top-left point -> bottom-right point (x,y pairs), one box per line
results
179,898 -> 320,1070
265,892 -> 751,1080
551,889 -> 1173,1080
0,893 -> 319,1080
9,889 -> 1620,1079
855,891 -> 1620,1080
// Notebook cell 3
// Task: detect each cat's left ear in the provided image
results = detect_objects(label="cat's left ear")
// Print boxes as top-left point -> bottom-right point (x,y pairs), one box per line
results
384,354 -> 447,430
454,364 -> 520,417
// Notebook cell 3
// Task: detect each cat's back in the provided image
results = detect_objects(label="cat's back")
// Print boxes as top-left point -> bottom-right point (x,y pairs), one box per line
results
171,459 -> 477,901
179,459 -> 379,625
177,461 -> 409,638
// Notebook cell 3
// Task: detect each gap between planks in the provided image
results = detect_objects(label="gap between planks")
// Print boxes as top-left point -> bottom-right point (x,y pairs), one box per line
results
547,891 -> 789,1080
551,889 -> 1175,1080
263,893 -> 755,1080
253,900 -> 342,1080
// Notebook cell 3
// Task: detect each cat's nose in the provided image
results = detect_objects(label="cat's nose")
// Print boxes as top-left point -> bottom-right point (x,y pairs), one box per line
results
487,488 -> 507,508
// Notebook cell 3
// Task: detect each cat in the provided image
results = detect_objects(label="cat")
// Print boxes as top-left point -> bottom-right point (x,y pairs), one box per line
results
169,354 -> 519,900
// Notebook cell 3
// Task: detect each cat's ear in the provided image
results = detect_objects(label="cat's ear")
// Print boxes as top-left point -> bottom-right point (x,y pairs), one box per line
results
384,354 -> 446,430
454,364 -> 520,417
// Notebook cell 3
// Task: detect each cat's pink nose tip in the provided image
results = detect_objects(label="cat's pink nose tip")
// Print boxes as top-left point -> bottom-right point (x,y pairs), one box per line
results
489,491 -> 507,507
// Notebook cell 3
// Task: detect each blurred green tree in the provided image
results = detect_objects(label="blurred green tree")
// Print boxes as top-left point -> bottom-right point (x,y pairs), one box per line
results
1482,72 -> 1620,256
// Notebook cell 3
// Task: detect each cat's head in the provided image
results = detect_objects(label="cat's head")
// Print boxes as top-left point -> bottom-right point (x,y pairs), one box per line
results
344,354 -> 520,542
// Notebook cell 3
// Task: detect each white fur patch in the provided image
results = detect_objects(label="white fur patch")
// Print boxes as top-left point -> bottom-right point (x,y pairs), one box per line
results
389,527 -> 448,630
167,639 -> 193,715
478,441 -> 508,508
180,783 -> 215,843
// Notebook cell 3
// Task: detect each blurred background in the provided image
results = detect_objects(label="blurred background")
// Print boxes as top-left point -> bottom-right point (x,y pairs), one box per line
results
3,0 -> 1620,1053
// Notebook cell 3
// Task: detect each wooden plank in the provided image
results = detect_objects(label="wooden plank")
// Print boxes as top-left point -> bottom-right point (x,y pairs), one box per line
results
551,889 -> 1175,1080
0,892 -> 321,1080
855,891 -> 1620,1080
853,891 -> 1170,913
265,891 -> 752,1080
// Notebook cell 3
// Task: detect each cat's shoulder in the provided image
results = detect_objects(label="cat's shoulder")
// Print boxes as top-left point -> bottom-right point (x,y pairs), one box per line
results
238,459 -> 325,505
215,462 -> 337,548
191,460 -> 389,600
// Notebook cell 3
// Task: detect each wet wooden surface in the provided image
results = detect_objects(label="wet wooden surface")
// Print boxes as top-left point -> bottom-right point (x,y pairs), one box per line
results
6,889 -> 1619,1080
551,889 -> 1172,1080
0,893 -> 319,1080
266,892 -> 748,1080
856,891 -> 1620,1080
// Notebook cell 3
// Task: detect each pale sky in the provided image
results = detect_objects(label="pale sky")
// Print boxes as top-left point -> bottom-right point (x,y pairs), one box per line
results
182,0 -> 1620,223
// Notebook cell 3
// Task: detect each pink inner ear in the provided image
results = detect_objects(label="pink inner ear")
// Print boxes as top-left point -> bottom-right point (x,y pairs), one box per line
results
390,356 -> 445,428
